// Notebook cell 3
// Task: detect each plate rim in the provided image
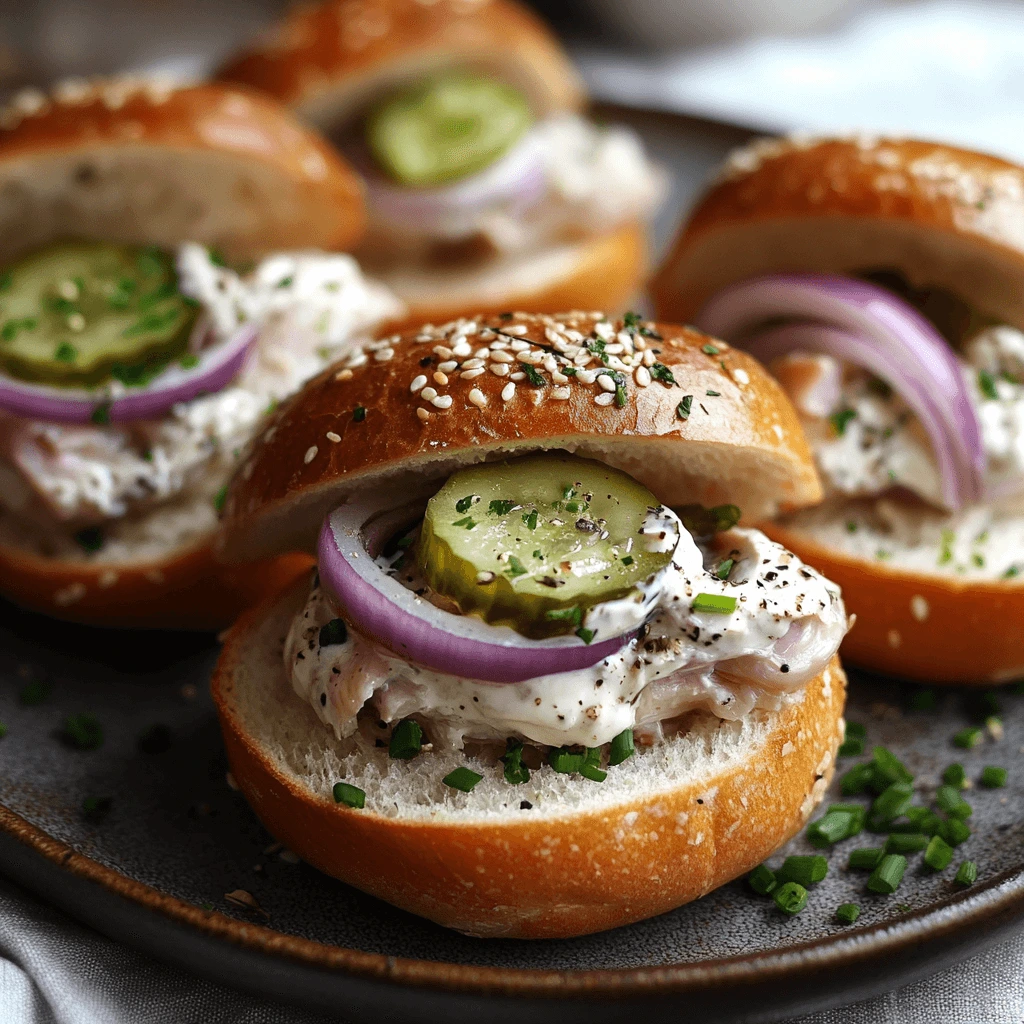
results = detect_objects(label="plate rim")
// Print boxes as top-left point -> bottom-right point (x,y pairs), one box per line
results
3,801 -> 1024,1000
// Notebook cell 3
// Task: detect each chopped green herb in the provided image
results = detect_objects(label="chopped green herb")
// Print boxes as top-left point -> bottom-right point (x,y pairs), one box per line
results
939,528 -> 955,565
388,718 -> 422,760
848,847 -> 884,871
955,861 -> 978,887
838,737 -> 864,758
954,726 -> 983,749
575,626 -> 596,644
608,728 -> 635,766
522,509 -> 538,530
701,343 -> 720,356
867,853 -> 907,894
978,369 -> 999,400
73,527 -> 104,553
828,802 -> 866,836
563,366 -> 577,376
835,903 -> 861,925
455,495 -> 477,514
706,389 -> 721,397
840,762 -> 876,796
318,618 -> 348,647
353,406 -> 366,422
691,592 -> 737,615
908,688 -> 937,712
580,747 -> 607,783
545,606 -> 582,627
622,311 -> 643,331
676,394 -> 693,420
488,499 -> 517,515
924,835 -> 954,872
902,806 -> 943,835
451,516 -> 477,529
277,275 -> 294,289
846,520 -> 859,533
82,796 -> 112,823
54,341 -> 78,363
213,485 -> 228,513
621,555 -> 634,566
0,271 -> 12,291
808,809 -> 856,847
90,401 -> 111,426
776,855 -> 828,887
520,362 -> 546,387
980,765 -> 1007,788
885,832 -> 929,854
549,747 -> 585,774
830,408 -> 857,436
747,863 -> 777,895
501,740 -> 530,785
0,722 -> 7,740
935,785 -> 972,819
943,763 -> 967,789
938,817 -> 971,847
873,746 -> 914,786
650,362 -> 677,385
615,383 -> 627,408
179,352 -> 200,369
504,555 -> 527,577
333,782 -> 365,808
18,680 -> 49,706
845,722 -> 867,740
870,781 -> 914,826
1003,564 -> 1021,578
715,558 -> 734,581
61,713 -> 103,750
972,552 -> 985,568
773,881 -> 808,916
443,766 -> 483,792
677,503 -> 742,535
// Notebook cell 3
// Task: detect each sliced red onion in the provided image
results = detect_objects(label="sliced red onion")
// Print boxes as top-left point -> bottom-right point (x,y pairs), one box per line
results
0,321 -> 257,424
360,131 -> 548,236
695,274 -> 985,509
317,496 -> 632,684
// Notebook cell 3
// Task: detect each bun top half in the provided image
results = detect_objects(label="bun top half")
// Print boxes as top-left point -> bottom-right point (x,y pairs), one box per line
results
216,0 -> 586,130
217,310 -> 821,562
0,77 -> 367,263
653,135 -> 1024,330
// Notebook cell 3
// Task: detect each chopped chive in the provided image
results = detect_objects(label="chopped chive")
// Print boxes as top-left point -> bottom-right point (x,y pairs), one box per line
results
332,782 -> 365,808
840,762 -> 876,796
443,766 -> 483,793
388,718 -> 422,760
676,395 -> 693,420
747,863 -> 777,895
520,362 -> 546,387
615,383 -> 627,408
691,592 -> 737,615
545,606 -> 582,626
488,499 -> 516,515
621,555 -> 634,566
353,406 -> 366,422
90,401 -> 111,426
848,847 -> 884,871
807,810 -> 855,847
455,494 -> 477,513
873,746 -> 913,786
835,903 -> 861,925
955,861 -> 978,887
55,341 -> 78,363
870,781 -> 914,827
938,817 -> 972,847
451,516 -> 477,529
845,722 -> 867,740
706,389 -> 721,397
943,763 -> 967,789
522,509 -> 538,530
924,835 -> 954,871
608,728 -> 635,766
622,311 -> 643,330
715,558 -> 734,581
830,408 -> 857,436
318,618 -> 347,647
549,747 -> 585,774
18,680 -> 49,706
827,802 -> 866,836
838,737 -> 864,757
901,806 -> 943,835
772,881 -> 808,916
179,353 -> 199,369
908,688 -> 937,712
501,740 -> 530,785
776,855 -> 828,887
0,722 -> 7,739
954,726 -> 983,749
575,626 -> 596,644
935,785 -> 973,819
980,766 -> 1007,788
978,369 -> 999,400
867,853 -> 907,894
649,362 -> 677,385
701,343 -> 719,356
504,555 -> 527,577
580,747 -> 607,783
61,713 -> 103,750
885,832 -> 929,854
213,485 -> 228,513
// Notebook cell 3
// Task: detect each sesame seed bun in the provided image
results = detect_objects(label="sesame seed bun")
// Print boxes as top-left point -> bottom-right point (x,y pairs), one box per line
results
215,0 -> 586,130
213,570 -> 846,939
217,311 -> 822,563
652,135 -> 1024,329
0,77 -> 367,263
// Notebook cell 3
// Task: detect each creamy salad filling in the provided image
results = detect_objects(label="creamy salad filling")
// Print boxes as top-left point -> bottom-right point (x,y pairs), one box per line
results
0,246 -> 402,533
286,508 -> 846,752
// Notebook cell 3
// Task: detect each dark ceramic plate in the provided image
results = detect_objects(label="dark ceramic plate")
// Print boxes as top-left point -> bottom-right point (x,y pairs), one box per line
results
2,111 -> 1024,1023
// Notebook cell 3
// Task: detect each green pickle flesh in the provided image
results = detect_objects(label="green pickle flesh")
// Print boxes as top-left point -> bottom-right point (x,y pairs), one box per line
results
418,454 -> 673,639
0,241 -> 198,387
366,72 -> 534,188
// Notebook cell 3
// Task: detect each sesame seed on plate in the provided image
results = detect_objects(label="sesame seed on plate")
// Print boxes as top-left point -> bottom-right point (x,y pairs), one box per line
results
468,388 -> 487,408
421,386 -> 438,401
490,363 -> 510,377
304,445 -> 318,464
501,382 -> 516,402
433,371 -> 449,386
326,431 -> 341,443
410,374 -> 427,392
552,386 -> 571,400
733,367 -> 750,384
594,392 -> 615,406
416,407 -> 431,422
460,366 -> 485,380
432,395 -> 453,409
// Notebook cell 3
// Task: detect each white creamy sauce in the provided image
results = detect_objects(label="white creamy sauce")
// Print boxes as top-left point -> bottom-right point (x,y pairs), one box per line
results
285,512 -> 846,751
367,114 -> 667,258
0,246 -> 402,527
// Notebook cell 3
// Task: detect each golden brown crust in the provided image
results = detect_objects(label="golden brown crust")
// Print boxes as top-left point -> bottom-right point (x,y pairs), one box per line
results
765,521 -> 1024,685
383,221 -> 649,330
652,135 -> 1024,328
216,0 -> 585,127
213,578 -> 846,939
218,311 -> 822,561
0,540 -> 312,630
0,77 -> 367,259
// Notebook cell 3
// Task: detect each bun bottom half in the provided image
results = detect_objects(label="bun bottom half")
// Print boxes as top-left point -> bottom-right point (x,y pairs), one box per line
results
765,522 -> 1024,685
0,541 -> 313,630
213,574 -> 846,939
375,221 -> 648,329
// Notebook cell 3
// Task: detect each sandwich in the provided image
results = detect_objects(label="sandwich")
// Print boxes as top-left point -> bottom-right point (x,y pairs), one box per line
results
212,309 -> 849,938
215,0 -> 665,325
653,135 -> 1024,683
0,77 -> 403,628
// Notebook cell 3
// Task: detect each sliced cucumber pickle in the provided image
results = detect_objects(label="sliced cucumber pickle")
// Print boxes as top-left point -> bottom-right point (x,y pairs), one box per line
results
0,241 -> 198,387
418,454 -> 673,639
366,73 -> 533,188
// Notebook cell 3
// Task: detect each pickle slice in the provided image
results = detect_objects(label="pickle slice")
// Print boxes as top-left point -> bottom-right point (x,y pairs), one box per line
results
0,241 -> 198,387
366,73 -> 533,187
419,454 -> 674,639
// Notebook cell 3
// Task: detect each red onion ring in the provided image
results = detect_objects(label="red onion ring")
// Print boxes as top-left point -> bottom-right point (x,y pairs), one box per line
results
317,497 -> 632,684
360,131 -> 548,236
695,274 -> 985,510
0,321 -> 257,424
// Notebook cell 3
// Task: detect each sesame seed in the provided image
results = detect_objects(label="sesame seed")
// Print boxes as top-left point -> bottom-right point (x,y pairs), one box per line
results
410,375 -> 427,392
304,445 -> 318,464
552,386 -> 571,400
510,339 -> 530,352
334,368 -> 353,381
504,324 -> 528,336
461,358 -> 485,370
415,334 -> 433,344
509,371 -> 526,381
732,367 -> 750,384
488,340 -> 509,350
490,363 -> 510,377
416,407 -> 431,422
473,347 -> 490,359
421,386 -> 438,401
468,388 -> 487,408
460,367 -> 486,380
67,313 -> 85,332
490,350 -> 514,363
326,432 -> 341,443
635,365 -> 651,387
433,345 -> 453,358
433,371 -> 449,386
437,360 -> 458,373
57,279 -> 79,301
577,369 -> 598,385
552,371 -> 568,384
910,595 -> 930,621
597,374 -> 617,393
643,350 -> 656,367
501,382 -> 516,402
345,351 -> 368,369
432,395 -> 453,409
452,341 -> 472,357
594,392 -> 615,406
